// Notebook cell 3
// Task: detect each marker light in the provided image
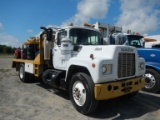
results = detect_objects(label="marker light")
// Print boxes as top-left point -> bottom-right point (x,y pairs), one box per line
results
92,63 -> 95,68
90,54 -> 94,59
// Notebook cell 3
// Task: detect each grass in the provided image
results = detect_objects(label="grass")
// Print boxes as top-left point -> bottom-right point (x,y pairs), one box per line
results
0,54 -> 14,58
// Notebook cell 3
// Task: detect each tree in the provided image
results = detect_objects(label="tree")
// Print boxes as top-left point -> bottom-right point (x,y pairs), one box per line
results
0,44 -> 15,54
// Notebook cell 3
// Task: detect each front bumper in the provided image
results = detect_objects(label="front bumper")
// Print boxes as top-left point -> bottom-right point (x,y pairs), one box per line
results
94,76 -> 145,100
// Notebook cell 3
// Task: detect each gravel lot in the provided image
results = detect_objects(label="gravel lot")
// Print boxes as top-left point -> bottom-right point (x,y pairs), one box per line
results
0,56 -> 160,120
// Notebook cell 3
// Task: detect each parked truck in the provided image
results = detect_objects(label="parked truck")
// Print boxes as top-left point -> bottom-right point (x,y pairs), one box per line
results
84,22 -> 122,45
12,25 -> 145,114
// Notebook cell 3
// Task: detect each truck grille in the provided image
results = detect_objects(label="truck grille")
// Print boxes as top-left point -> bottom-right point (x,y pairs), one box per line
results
118,53 -> 135,78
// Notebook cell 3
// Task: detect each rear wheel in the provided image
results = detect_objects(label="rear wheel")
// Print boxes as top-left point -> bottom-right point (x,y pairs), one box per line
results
19,63 -> 29,83
69,73 -> 98,114
142,68 -> 160,93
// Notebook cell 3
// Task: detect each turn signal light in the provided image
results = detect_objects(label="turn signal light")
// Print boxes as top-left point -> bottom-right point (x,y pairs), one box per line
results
90,54 -> 94,59
92,63 -> 95,68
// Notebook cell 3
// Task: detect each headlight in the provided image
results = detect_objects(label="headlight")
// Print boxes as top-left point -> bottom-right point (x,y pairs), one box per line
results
139,62 -> 145,70
102,64 -> 112,75
102,66 -> 107,73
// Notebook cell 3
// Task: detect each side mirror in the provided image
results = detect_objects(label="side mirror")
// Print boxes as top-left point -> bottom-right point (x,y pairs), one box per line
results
40,26 -> 53,41
46,28 -> 53,41
40,26 -> 47,30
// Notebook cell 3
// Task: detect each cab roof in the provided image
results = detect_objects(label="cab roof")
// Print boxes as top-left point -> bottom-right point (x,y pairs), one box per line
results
53,25 -> 100,33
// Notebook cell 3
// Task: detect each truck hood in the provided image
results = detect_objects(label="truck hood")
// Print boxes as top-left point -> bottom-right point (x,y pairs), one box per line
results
137,48 -> 160,63
77,45 -> 137,59
137,48 -> 160,51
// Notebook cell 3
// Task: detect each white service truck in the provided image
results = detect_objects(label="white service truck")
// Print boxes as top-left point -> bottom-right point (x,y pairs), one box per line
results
12,25 -> 145,114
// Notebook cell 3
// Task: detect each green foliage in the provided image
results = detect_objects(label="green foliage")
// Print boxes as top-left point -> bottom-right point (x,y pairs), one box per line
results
0,45 -> 15,54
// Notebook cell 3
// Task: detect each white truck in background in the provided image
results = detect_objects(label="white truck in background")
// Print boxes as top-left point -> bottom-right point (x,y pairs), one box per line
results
84,22 -> 122,45
12,24 -> 145,114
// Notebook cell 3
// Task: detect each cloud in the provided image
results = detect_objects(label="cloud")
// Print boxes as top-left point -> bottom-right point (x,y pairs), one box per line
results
27,29 -> 33,33
62,0 -> 110,26
117,0 -> 160,35
0,22 -> 3,29
0,33 -> 21,48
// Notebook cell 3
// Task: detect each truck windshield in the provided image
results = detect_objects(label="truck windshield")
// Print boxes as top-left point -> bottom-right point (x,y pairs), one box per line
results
70,28 -> 102,45
127,35 -> 144,47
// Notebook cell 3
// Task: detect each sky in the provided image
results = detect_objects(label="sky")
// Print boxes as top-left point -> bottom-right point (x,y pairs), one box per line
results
0,0 -> 160,47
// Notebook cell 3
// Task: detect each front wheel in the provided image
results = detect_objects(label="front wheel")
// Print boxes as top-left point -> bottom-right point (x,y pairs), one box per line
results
69,73 -> 98,114
142,68 -> 160,93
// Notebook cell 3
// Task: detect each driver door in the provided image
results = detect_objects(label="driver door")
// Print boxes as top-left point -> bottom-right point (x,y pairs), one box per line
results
53,30 -> 67,70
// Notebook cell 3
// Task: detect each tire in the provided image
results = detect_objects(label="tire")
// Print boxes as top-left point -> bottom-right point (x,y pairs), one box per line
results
69,72 -> 98,115
19,63 -> 29,83
142,68 -> 160,93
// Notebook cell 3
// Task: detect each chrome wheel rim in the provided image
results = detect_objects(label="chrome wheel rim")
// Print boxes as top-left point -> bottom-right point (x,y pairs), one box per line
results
72,81 -> 86,106
145,73 -> 156,89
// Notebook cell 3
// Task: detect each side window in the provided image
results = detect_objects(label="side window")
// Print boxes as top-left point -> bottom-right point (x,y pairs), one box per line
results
70,29 -> 78,45
70,36 -> 77,44
57,31 -> 67,45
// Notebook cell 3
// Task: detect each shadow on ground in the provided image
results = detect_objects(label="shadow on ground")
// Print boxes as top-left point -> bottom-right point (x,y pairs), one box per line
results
89,92 -> 160,119
35,81 -> 160,119
36,82 -> 70,100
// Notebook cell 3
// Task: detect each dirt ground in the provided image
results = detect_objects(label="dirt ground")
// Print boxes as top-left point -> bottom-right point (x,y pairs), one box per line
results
0,56 -> 160,120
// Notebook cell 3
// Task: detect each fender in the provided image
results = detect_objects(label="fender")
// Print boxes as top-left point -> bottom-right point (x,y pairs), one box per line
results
146,62 -> 160,74
66,57 -> 103,84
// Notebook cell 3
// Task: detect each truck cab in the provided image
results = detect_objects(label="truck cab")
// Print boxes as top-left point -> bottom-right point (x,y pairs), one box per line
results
52,26 -> 102,70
